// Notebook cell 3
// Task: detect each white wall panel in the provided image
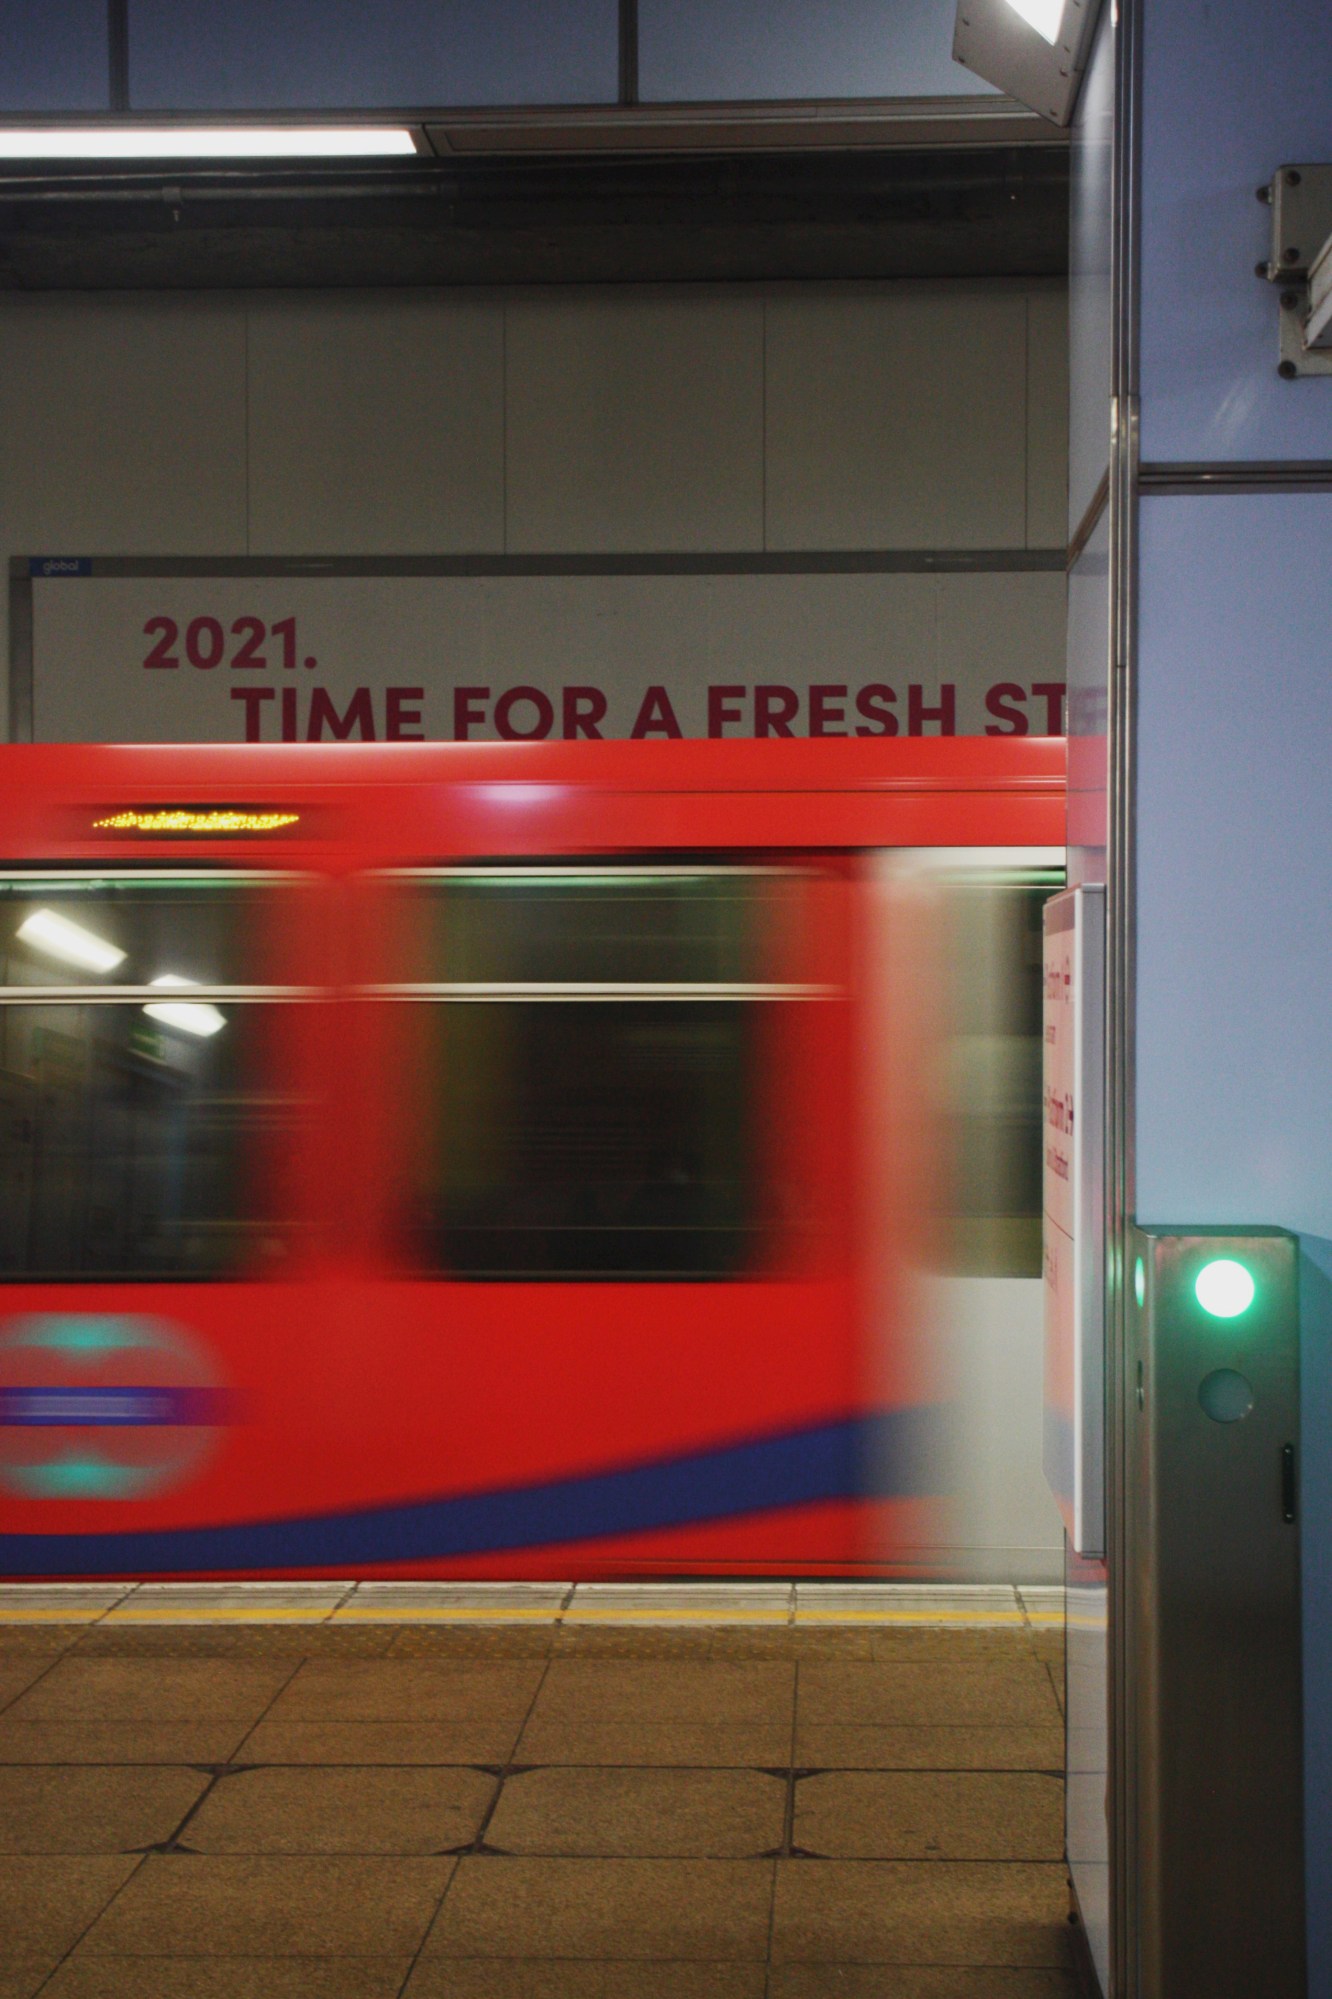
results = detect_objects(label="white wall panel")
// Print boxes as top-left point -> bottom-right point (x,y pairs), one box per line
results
764,286 -> 1029,551
1026,289 -> 1069,550
247,293 -> 504,555
505,290 -> 765,553
0,296 -> 247,557
937,570 -> 1068,731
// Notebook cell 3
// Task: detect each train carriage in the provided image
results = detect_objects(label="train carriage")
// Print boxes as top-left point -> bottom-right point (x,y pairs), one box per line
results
0,738 -> 1063,1581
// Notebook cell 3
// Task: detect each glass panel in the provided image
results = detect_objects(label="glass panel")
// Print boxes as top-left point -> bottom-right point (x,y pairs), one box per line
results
396,871 -> 798,987
937,877 -> 1059,1277
409,1000 -> 768,1278
0,1004 -> 296,1280
128,0 -> 618,111
0,0 -> 110,113
639,0 -> 995,104
0,878 -> 283,991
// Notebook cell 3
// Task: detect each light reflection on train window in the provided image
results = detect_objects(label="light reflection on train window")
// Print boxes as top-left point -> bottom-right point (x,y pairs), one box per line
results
0,877 -> 300,1280
396,870 -> 803,1280
0,875 -> 284,989
936,876 -> 1060,1279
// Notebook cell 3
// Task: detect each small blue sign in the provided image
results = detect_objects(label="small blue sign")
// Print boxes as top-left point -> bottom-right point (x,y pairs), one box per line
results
29,557 -> 92,578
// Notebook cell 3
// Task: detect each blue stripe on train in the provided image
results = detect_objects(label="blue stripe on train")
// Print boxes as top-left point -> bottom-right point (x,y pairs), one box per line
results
0,1406 -> 944,1576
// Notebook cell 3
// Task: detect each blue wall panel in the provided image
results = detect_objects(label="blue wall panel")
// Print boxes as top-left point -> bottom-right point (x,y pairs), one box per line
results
639,0 -> 995,103
1139,2 -> 1332,462
0,0 -> 108,111
129,0 -> 619,110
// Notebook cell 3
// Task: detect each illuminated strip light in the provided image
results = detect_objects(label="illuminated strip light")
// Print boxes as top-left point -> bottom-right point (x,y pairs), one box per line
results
1004,0 -> 1063,42
15,908 -> 126,973
143,976 -> 226,1040
94,810 -> 300,835
0,128 -> 417,160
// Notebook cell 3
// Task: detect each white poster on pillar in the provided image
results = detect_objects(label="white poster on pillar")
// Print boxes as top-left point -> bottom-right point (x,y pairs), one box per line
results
21,564 -> 1067,745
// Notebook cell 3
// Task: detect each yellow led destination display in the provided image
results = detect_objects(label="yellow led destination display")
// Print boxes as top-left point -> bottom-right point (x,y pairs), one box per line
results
93,808 -> 301,836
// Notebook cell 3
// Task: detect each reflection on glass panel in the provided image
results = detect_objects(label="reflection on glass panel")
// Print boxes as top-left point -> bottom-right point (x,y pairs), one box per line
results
128,0 -> 618,110
0,1006 -> 296,1280
639,0 -> 995,103
936,877 -> 1058,1278
0,879 -> 280,991
0,0 -> 110,113
397,871 -> 798,987
409,1001 -> 767,1279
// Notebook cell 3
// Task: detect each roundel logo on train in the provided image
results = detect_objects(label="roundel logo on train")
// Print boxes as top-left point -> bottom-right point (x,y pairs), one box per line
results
0,1314 -> 231,1501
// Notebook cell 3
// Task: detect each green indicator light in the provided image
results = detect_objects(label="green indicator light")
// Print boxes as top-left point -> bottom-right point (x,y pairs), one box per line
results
1194,1258 -> 1256,1319
1134,1257 -> 1145,1308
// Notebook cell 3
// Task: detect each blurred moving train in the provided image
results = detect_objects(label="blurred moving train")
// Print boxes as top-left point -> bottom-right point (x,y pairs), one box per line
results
0,740 -> 1064,1581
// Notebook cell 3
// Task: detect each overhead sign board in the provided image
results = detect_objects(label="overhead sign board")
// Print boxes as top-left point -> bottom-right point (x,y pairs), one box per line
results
14,561 -> 1066,744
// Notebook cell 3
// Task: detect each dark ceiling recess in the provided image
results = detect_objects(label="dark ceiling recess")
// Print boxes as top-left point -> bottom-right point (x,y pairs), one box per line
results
0,148 -> 1067,289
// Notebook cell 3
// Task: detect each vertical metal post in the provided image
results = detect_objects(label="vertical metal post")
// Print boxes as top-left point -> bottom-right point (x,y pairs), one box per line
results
108,0 -> 129,113
618,0 -> 639,106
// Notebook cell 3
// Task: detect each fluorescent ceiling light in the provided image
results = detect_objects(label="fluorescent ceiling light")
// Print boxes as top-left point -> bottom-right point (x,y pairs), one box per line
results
1005,0 -> 1063,42
16,908 -> 126,974
144,975 -> 226,1039
0,126 -> 416,160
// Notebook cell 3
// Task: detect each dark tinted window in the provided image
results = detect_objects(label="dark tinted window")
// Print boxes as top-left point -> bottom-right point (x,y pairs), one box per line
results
0,1005 -> 293,1280
396,869 -> 808,1279
0,877 -> 300,1280
0,0 -> 110,113
397,870 -> 795,987
413,1000 -> 759,1278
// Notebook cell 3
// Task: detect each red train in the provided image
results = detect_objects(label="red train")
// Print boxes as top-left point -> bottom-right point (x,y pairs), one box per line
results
0,739 -> 1063,1580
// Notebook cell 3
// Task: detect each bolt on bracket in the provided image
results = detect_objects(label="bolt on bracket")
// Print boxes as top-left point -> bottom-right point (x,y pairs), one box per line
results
1257,165 -> 1332,377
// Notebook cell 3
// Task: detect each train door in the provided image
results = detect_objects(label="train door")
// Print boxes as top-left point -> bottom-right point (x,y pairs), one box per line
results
863,847 -> 1065,1582
370,858 -> 865,1576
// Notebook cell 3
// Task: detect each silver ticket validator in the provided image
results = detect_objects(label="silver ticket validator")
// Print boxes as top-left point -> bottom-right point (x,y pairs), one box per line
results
1128,1225 -> 1304,1998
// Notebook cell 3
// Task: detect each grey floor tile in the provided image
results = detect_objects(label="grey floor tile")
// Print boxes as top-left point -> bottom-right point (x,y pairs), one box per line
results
0,1962 -> 60,1999
42,1960 -> 414,1997
79,1854 -> 455,1956
424,1857 -> 775,1961
530,1661 -> 794,1725
262,1661 -> 543,1722
404,1959 -> 764,1991
0,1722 -> 252,1766
486,1766 -> 786,1858
73,1626 -> 401,1660
514,1719 -> 793,1768
797,1663 -> 1062,1729
392,1627 -> 556,1659
0,1857 -> 140,1954
771,1860 -> 1072,1966
793,1772 -> 1065,1860
184,1765 -> 495,1854
0,1766 -> 208,1854
405,1964 -> 768,1998
794,1725 -> 1065,1773
770,1970 -> 1081,1997
7,1659 -> 294,1724
0,1662 -> 56,1711
237,1720 -> 522,1765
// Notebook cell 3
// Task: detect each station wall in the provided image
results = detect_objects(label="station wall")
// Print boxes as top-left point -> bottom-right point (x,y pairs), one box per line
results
0,279 -> 1067,740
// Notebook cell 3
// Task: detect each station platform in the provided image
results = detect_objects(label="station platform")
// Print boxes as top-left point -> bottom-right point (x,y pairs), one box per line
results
0,1583 -> 1073,1998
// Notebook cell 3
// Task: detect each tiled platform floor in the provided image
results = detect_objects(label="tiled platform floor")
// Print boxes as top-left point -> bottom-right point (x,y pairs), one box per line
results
0,1586 -> 1075,1999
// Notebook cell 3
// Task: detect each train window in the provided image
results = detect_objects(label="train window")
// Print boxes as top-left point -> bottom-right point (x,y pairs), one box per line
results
388,869 -> 814,1280
393,868 -> 792,988
937,873 -> 1061,1279
0,875 -> 300,1280
0,875 -> 281,990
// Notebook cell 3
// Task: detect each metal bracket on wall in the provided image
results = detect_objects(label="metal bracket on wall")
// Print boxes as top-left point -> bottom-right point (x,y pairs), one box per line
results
1257,164 -> 1332,378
